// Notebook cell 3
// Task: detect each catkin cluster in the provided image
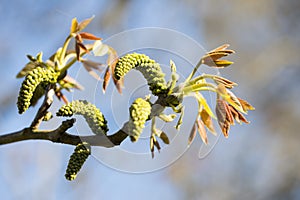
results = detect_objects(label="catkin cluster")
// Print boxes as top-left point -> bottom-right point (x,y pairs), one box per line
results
114,53 -> 168,95
56,100 -> 108,135
17,66 -> 58,114
128,98 -> 152,142
65,142 -> 91,181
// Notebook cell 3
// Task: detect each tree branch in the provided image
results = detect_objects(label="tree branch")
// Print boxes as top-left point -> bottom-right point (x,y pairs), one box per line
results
0,95 -> 176,148
30,84 -> 55,129
0,118 -> 128,147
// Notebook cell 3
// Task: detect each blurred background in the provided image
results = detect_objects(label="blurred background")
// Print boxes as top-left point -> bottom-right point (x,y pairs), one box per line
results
0,0 -> 299,199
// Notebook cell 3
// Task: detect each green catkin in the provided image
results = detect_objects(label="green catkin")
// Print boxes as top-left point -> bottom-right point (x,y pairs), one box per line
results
17,66 -> 58,114
56,100 -> 108,135
65,142 -> 91,181
114,53 -> 168,95
128,98 -> 152,142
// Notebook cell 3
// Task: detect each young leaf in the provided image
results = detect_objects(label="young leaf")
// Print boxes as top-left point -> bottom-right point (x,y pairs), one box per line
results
93,40 -> 109,56
159,132 -> 170,144
237,98 -> 255,112
175,107 -> 184,130
209,44 -> 231,53
62,75 -> 84,90
102,66 -> 111,93
194,93 -> 216,119
79,32 -> 101,41
200,109 -> 217,135
16,62 -> 38,78
196,118 -> 208,144
82,61 -> 102,81
158,113 -> 177,122
188,122 -> 197,145
150,136 -> 155,158
77,16 -> 95,32
70,18 -> 78,34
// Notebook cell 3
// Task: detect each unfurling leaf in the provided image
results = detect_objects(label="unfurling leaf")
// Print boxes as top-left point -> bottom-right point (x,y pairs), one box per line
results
93,40 -> 109,56
188,122 -> 197,145
216,99 -> 232,137
154,138 -> 161,153
158,113 -> 177,122
175,107 -> 184,130
228,105 -> 249,124
202,44 -> 235,68
217,85 -> 245,113
212,76 -> 237,89
16,61 -> 38,78
83,66 -> 101,80
102,67 -> 110,93
77,16 -> 95,32
196,118 -> 208,144
61,75 -> 84,90
159,132 -> 170,144
55,90 -> 69,104
195,93 -> 216,119
213,60 -> 234,68
16,52 -> 45,78
81,59 -> 104,81
79,32 -> 101,40
200,109 -> 216,135
70,18 -> 78,34
107,47 -> 121,93
238,98 -> 255,112
209,44 -> 234,53
150,136 -> 155,158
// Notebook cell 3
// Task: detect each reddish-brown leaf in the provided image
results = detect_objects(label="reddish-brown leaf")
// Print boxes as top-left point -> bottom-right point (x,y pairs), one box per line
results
55,90 -> 69,104
75,34 -> 83,43
150,136 -> 155,158
213,76 -> 237,89
77,42 -> 89,53
77,16 -> 94,32
82,64 -> 101,81
102,66 -> 111,93
238,98 -> 255,112
196,119 -> 208,144
228,105 -> 240,123
188,122 -> 197,145
236,110 -> 250,124
63,75 -> 84,90
200,109 -> 217,135
107,47 -> 123,93
79,32 -> 102,40
81,59 -> 105,71
75,41 -> 80,61
210,44 -> 230,52
216,99 -> 233,137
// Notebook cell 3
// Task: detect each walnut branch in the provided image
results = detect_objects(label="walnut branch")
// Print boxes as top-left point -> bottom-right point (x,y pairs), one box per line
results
30,84 -> 55,129
0,118 -> 128,147
0,94 -> 173,147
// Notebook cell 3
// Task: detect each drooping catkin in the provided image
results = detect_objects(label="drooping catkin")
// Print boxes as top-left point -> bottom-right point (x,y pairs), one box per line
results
114,53 -> 168,95
127,98 -> 152,142
17,66 -> 58,114
56,100 -> 108,135
65,142 -> 91,181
